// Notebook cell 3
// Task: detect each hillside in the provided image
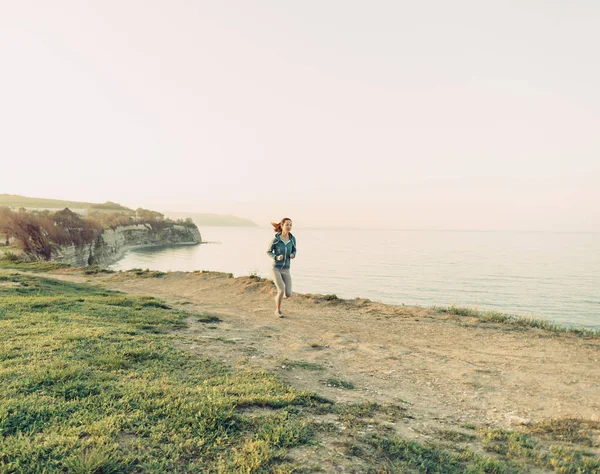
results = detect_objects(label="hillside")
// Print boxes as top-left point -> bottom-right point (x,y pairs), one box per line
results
0,193 -> 98,210
0,195 -> 256,226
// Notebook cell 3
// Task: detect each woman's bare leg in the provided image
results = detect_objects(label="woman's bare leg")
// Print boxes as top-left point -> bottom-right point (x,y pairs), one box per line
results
272,268 -> 286,316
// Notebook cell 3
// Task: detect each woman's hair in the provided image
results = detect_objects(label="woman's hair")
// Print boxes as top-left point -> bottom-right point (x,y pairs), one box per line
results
271,217 -> 292,233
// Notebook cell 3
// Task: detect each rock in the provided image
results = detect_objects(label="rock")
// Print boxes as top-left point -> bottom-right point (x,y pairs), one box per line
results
51,224 -> 202,267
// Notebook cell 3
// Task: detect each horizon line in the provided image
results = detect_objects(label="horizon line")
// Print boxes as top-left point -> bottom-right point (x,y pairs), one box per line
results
245,225 -> 600,234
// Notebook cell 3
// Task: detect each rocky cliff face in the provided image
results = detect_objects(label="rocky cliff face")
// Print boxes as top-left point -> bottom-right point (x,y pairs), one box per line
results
51,224 -> 201,267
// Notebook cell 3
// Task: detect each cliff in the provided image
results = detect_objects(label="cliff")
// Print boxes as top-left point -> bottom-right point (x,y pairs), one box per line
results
51,223 -> 201,267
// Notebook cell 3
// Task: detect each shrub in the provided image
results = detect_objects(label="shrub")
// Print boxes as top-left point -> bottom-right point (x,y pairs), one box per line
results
0,208 -> 101,260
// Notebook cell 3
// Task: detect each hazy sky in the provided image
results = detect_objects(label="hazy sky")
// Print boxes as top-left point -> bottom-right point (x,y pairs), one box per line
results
1,1 -> 599,231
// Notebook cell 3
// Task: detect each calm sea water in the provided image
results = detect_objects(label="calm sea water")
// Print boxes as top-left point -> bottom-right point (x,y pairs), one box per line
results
109,227 -> 600,329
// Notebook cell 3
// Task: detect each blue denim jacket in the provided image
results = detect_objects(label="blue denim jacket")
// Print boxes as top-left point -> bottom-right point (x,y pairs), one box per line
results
266,233 -> 297,269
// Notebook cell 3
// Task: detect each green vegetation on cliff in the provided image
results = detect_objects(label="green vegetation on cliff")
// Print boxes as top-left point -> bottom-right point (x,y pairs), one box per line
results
0,208 -> 102,260
0,204 -> 198,263
0,195 -> 257,228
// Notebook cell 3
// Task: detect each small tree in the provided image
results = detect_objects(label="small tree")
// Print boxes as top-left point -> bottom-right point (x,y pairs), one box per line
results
0,206 -> 11,246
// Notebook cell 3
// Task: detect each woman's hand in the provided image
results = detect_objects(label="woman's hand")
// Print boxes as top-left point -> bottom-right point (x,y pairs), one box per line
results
277,255 -> 284,261
290,254 -> 295,259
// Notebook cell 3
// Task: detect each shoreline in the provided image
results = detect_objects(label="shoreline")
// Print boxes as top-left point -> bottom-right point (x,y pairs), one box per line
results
100,234 -> 599,332
2,260 -> 599,336
117,268 -> 600,333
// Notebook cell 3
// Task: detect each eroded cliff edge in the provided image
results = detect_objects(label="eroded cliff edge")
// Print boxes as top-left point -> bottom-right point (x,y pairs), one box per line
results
51,223 -> 202,267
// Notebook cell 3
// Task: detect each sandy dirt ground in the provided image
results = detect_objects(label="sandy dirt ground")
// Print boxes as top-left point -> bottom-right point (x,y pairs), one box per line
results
43,270 -> 599,429
5,268 -> 599,455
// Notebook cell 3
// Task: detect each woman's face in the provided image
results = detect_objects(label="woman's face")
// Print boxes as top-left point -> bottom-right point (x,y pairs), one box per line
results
282,220 -> 292,233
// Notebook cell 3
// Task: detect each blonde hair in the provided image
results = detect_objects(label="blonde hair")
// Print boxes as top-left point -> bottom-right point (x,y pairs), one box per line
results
271,217 -> 292,233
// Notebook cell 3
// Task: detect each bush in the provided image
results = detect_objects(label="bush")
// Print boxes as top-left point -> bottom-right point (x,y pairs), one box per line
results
0,208 -> 101,260
83,265 -> 115,275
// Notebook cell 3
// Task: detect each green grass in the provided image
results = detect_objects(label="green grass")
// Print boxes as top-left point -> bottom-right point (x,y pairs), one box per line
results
479,427 -> 600,473
0,260 -> 71,272
324,378 -> 355,390
435,305 -> 600,338
0,249 -> 20,262
310,409 -> 600,473
248,271 -> 267,282
436,429 -> 477,443
196,313 -> 222,324
126,268 -> 167,278
84,265 -> 115,275
1,273 -> 598,473
280,360 -> 325,371
305,401 -> 600,473
522,418 -> 600,447
0,274 -> 322,473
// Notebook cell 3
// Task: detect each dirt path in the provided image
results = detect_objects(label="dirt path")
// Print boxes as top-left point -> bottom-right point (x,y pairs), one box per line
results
7,268 -> 599,439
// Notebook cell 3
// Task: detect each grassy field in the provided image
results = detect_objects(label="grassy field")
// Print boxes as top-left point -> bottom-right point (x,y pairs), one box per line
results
0,261 -> 73,273
1,271 -> 599,473
0,273 -> 324,473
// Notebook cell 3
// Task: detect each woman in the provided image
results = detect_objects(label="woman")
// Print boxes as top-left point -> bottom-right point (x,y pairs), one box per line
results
266,217 -> 296,317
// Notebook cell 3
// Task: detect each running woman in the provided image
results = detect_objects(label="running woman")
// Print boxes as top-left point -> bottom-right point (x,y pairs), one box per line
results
266,217 -> 296,317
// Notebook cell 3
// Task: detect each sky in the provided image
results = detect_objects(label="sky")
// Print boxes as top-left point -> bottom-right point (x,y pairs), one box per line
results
1,1 -> 599,231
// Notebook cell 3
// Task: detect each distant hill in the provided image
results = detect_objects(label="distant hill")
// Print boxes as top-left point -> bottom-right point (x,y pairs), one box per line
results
164,212 -> 257,227
0,195 -> 257,228
0,194 -> 98,210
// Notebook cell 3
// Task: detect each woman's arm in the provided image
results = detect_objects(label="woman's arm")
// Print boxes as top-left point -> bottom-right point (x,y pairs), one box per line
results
266,240 -> 277,260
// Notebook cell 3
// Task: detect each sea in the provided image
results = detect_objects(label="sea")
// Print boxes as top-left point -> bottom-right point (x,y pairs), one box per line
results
109,227 -> 600,330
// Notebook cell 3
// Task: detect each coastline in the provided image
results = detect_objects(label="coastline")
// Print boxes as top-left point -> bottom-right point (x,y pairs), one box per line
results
48,223 -> 202,268
96,226 -> 600,331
